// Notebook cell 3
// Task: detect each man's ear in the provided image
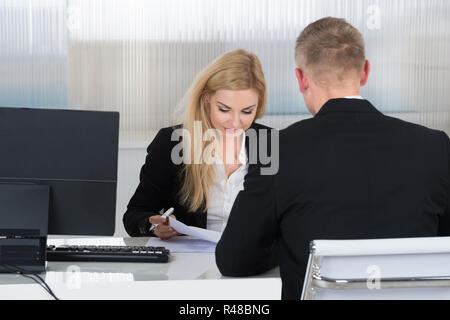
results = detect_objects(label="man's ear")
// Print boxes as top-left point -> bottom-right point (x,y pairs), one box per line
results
295,68 -> 309,94
360,60 -> 370,87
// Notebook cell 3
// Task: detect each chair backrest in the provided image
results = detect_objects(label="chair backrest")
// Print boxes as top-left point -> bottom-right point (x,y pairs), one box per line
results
301,236 -> 450,300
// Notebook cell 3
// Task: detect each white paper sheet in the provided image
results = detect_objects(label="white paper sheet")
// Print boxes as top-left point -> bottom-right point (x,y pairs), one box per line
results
145,236 -> 217,253
169,217 -> 222,243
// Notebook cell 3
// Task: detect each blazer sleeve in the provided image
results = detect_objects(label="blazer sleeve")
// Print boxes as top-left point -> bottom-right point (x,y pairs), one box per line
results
438,131 -> 450,236
123,128 -> 174,237
215,130 -> 279,276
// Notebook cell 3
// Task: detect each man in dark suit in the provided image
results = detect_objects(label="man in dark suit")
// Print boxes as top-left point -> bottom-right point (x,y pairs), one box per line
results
215,17 -> 450,300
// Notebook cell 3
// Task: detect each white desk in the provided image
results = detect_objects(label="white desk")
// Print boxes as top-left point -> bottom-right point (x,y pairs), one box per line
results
0,237 -> 281,300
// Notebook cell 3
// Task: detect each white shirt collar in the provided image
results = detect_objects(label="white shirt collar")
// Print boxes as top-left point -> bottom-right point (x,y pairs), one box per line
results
344,95 -> 364,99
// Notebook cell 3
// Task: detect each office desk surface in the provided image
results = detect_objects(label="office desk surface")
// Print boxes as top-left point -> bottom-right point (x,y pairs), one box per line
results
0,237 -> 281,300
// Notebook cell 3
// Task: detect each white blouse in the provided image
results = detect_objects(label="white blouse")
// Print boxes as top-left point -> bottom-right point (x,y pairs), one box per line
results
206,133 -> 248,232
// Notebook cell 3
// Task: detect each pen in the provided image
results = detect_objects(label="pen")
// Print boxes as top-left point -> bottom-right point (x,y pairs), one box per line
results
149,207 -> 174,232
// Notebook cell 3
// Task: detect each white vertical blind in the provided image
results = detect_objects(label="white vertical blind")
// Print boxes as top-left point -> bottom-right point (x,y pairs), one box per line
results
1,0 -> 449,141
0,0 -> 68,108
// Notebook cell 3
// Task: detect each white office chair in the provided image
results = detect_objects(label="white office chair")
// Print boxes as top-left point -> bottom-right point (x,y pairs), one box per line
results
301,236 -> 450,300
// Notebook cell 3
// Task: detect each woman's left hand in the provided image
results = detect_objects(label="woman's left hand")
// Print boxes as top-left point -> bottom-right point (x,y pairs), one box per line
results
149,214 -> 180,240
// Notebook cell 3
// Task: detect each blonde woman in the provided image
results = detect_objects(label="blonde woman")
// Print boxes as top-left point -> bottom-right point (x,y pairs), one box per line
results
123,49 -> 271,239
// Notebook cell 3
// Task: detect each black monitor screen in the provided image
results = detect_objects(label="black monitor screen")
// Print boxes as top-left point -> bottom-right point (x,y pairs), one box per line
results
0,107 -> 119,236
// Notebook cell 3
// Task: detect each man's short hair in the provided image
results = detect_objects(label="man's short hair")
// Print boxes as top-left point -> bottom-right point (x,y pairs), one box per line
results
295,17 -> 366,82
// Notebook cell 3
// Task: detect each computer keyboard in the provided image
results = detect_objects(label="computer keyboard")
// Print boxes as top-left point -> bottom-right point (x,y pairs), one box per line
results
46,245 -> 170,263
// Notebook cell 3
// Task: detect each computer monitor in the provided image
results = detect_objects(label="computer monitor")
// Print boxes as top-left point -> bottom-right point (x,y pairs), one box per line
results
0,107 -> 119,236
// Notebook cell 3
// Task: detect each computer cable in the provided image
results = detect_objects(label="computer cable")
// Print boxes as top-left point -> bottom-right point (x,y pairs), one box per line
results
0,263 -> 59,300
0,263 -> 58,300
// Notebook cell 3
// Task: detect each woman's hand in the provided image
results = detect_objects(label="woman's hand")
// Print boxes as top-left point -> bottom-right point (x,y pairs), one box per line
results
149,214 -> 180,240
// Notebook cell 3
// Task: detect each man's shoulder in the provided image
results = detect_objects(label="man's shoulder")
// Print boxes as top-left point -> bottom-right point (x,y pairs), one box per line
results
279,117 -> 316,139
382,115 -> 448,143
280,113 -> 447,140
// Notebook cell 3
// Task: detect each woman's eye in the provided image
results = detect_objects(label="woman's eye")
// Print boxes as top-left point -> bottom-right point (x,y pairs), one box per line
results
218,106 -> 252,114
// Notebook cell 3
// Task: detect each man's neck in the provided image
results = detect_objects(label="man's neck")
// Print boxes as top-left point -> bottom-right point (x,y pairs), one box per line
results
313,88 -> 362,114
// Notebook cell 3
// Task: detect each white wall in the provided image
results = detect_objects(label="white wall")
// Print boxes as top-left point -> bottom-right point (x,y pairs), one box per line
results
114,143 -> 150,237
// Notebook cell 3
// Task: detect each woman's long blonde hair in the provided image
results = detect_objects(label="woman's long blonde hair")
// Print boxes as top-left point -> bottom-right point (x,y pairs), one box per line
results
178,49 -> 267,212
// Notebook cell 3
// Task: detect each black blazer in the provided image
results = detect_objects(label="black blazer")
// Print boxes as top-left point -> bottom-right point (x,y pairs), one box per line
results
123,122 -> 272,237
215,98 -> 450,300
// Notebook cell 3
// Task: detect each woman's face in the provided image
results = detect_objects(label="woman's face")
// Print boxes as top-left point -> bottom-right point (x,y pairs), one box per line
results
208,89 -> 259,138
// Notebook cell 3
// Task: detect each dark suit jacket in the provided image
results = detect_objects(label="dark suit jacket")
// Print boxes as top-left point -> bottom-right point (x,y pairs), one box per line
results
215,98 -> 450,300
123,122 -> 273,237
